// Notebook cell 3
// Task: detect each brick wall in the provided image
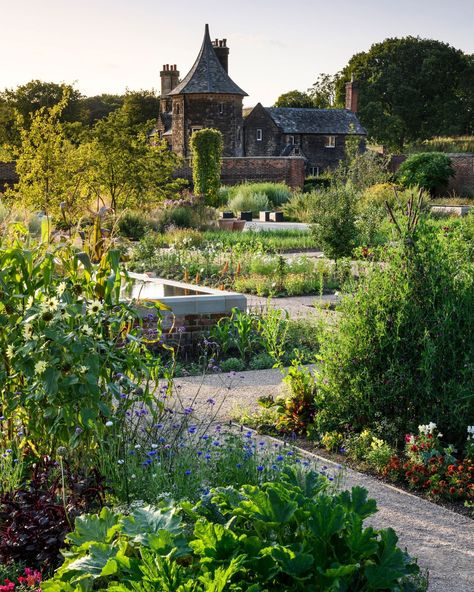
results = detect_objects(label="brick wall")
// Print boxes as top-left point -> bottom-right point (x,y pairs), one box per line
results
175,156 -> 305,189
389,153 -> 474,196
163,312 -> 232,350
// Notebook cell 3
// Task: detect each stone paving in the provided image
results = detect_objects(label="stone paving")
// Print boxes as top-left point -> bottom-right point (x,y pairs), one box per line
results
175,367 -> 474,592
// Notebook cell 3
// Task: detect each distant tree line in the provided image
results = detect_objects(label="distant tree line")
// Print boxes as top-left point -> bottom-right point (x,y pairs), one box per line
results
0,80 -> 160,147
275,37 -> 474,151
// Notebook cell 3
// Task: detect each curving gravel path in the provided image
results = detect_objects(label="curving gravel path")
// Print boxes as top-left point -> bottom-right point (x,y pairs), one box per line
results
174,367 -> 474,592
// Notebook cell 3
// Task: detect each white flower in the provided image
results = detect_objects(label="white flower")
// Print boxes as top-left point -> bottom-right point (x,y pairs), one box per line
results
58,307 -> 70,320
134,444 -> 141,450
105,421 -> 113,427
26,296 -> 34,308
78,365 -> 88,374
56,282 -> 67,297
23,324 -> 33,341
151,443 -> 158,449
34,360 -> 47,374
6,345 -> 14,359
467,426 -> 474,434
41,296 -> 59,313
131,474 -> 136,479
418,422 -> 437,435
117,459 -> 125,465
87,300 -> 103,315
81,324 -> 94,336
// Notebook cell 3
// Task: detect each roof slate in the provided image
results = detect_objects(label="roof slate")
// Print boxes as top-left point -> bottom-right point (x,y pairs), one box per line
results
265,107 -> 366,135
169,25 -> 247,96
0,161 -> 17,180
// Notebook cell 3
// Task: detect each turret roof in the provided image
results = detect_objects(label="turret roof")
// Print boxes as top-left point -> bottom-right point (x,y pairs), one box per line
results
168,25 -> 247,96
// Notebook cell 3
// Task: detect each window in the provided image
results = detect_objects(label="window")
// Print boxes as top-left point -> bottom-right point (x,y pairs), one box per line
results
294,146 -> 300,155
288,135 -> 295,144
310,167 -> 320,177
218,102 -> 224,114
256,128 -> 263,141
325,135 -> 336,148
174,104 -> 180,115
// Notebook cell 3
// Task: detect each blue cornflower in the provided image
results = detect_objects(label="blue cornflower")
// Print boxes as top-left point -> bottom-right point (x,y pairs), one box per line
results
205,453 -> 211,460
257,465 -> 264,472
236,463 -> 242,468
287,451 -> 294,456
197,451 -> 203,456
276,455 -> 284,461
147,450 -> 157,456
185,469 -> 191,475
142,459 -> 152,466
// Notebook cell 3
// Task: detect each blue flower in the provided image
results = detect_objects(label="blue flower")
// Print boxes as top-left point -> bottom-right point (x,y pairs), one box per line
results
185,469 -> 191,475
257,465 -> 264,472
276,455 -> 284,461
205,453 -> 211,460
236,463 -> 242,468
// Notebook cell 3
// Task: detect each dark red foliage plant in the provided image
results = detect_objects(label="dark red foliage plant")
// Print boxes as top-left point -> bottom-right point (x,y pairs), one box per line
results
0,456 -> 106,570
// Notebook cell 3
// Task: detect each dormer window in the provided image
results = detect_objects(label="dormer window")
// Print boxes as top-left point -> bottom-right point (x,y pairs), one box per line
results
288,135 -> 295,145
256,129 -> 263,141
325,135 -> 336,148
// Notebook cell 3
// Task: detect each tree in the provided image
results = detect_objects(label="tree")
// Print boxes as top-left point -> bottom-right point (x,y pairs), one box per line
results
308,73 -> 341,108
7,91 -> 88,221
2,80 -> 82,124
79,94 -> 124,126
190,128 -> 223,206
397,152 -> 455,194
121,90 -> 160,126
82,108 -> 183,211
335,37 -> 474,150
274,90 -> 314,108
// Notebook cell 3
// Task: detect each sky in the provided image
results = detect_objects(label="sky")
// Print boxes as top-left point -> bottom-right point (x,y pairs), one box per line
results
1,0 -> 473,107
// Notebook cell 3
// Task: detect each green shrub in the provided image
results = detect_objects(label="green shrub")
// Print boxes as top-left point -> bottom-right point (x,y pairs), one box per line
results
397,152 -> 455,194
43,471 -> 422,592
228,190 -> 270,216
117,210 -> 148,240
310,186 -> 358,260
249,352 -> 275,370
220,357 -> 246,372
316,214 -> 474,446
282,192 -> 314,222
190,127 -> 223,206
151,205 -> 199,231
303,174 -> 332,192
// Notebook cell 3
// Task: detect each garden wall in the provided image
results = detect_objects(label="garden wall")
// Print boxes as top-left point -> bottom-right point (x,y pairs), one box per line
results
389,153 -> 474,196
175,156 -> 306,189
162,312 -> 231,350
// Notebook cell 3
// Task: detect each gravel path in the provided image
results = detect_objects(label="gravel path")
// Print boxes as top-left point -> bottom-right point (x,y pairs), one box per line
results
174,367 -> 474,592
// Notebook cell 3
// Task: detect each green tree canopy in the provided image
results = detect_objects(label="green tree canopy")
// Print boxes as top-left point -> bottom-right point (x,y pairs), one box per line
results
309,73 -> 342,108
335,37 -> 474,151
6,91 -> 89,221
397,152 -> 455,193
79,94 -> 124,126
121,90 -> 160,126
274,90 -> 314,108
81,108 -> 183,211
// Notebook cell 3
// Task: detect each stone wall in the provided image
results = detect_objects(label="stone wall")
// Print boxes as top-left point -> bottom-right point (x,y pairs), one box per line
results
161,312 -> 232,350
173,93 -> 244,157
175,156 -> 306,189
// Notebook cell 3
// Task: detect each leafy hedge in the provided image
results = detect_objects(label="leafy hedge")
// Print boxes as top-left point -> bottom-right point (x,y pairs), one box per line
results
43,468 -> 422,591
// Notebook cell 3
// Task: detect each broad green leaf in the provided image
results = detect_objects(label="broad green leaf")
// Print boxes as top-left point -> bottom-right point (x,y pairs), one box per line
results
338,487 -> 377,520
307,495 -> 345,542
121,505 -> 182,545
364,528 -> 411,589
189,520 -> 240,562
65,542 -> 119,579
67,507 -> 121,548
264,544 -> 314,578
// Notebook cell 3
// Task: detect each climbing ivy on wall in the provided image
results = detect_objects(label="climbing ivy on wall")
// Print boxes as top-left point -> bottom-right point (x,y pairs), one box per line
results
190,128 -> 223,206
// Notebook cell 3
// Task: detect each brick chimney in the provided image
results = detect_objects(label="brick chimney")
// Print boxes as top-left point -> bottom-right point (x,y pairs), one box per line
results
212,38 -> 229,73
345,75 -> 359,112
160,64 -> 179,112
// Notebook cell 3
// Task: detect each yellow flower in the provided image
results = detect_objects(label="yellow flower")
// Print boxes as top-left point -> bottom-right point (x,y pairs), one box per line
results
6,344 -> 14,359
34,360 -> 47,374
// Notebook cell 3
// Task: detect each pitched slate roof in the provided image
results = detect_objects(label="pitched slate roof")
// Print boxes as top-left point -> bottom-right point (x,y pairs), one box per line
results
265,107 -> 366,135
168,25 -> 247,97
0,161 -> 17,181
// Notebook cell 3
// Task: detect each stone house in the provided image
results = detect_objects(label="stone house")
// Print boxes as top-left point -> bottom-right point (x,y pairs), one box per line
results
154,24 -> 366,177
243,105 -> 366,176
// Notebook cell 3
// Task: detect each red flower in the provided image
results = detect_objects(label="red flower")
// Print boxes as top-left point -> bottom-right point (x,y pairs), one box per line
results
0,580 -> 15,592
449,486 -> 456,495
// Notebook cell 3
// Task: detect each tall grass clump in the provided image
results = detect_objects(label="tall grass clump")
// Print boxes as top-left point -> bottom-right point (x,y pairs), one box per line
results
228,191 -> 269,216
